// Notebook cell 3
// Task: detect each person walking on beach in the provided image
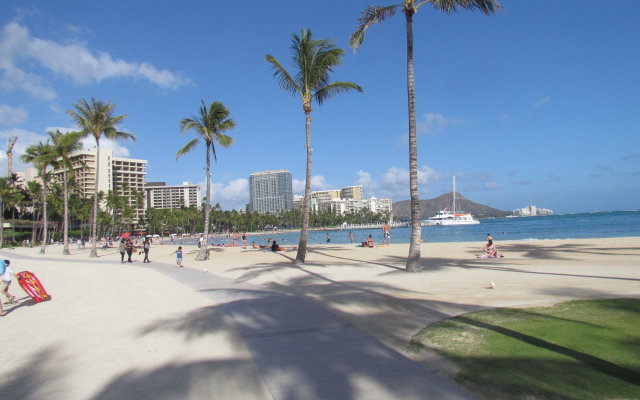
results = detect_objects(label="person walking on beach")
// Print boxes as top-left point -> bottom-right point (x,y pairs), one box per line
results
118,239 -> 126,263
1,260 -> 17,306
382,222 -> 391,246
142,237 -> 151,263
349,231 -> 354,243
326,232 -> 331,243
170,246 -> 183,268
125,238 -> 134,263
241,232 -> 247,248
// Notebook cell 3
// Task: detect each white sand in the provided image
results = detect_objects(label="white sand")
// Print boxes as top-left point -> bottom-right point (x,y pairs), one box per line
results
1,236 -> 638,398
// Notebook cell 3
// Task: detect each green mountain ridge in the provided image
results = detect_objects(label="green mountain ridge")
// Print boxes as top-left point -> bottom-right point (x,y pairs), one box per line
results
393,193 -> 510,221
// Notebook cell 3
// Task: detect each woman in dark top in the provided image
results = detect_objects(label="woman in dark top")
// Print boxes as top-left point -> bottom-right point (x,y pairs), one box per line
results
143,238 -> 151,263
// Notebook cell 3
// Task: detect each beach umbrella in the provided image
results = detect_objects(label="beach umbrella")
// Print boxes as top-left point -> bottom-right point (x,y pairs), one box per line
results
121,232 -> 131,238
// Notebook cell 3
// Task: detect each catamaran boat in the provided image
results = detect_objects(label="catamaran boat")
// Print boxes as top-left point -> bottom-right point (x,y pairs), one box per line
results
424,177 -> 480,226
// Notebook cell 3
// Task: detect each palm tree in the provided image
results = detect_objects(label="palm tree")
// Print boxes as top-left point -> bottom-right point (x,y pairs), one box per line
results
47,130 -> 83,255
67,97 -> 135,257
22,142 -> 54,254
266,28 -> 363,263
178,101 -> 236,261
350,0 -> 501,271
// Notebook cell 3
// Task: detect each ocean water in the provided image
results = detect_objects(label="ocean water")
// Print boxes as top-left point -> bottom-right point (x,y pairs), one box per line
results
239,210 -> 640,246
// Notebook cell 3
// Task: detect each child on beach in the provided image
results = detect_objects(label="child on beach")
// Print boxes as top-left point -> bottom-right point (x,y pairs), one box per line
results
170,246 -> 183,268
1,259 -> 17,307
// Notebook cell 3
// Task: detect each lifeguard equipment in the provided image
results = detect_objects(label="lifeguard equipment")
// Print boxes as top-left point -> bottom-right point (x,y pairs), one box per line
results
17,271 -> 50,303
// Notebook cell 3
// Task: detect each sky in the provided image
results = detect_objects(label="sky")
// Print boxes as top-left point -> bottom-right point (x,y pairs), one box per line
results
1,0 -> 639,214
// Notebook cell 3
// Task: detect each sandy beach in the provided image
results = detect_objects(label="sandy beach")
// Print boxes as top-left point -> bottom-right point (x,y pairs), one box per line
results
1,237 -> 638,399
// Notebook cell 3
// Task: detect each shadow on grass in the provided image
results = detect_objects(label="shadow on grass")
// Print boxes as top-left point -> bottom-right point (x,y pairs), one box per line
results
452,315 -> 640,385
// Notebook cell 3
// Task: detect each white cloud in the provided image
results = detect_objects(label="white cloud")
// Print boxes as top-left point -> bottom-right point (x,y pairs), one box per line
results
484,181 -> 499,190
209,178 -> 249,210
417,113 -> 464,135
377,165 -> 441,198
355,169 -> 374,188
81,136 -> 131,158
0,104 -> 27,125
0,21 -> 192,101
292,175 -> 332,194
534,97 -> 551,108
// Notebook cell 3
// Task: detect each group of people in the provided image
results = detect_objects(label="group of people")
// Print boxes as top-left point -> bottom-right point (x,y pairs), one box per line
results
252,239 -> 283,252
118,237 -> 152,263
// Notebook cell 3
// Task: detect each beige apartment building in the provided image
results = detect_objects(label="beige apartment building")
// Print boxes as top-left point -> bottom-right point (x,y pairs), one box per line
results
50,148 -> 147,221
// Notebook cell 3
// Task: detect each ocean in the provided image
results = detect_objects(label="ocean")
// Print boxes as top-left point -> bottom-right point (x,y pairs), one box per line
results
198,210 -> 640,247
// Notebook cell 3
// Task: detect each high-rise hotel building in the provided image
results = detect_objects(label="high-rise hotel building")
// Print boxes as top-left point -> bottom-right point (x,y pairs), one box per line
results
146,182 -> 201,210
249,170 -> 293,214
49,147 -> 147,220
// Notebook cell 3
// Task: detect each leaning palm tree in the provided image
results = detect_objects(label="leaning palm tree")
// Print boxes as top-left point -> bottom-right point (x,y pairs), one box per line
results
178,101 -> 236,261
47,130 -> 83,255
22,142 -> 54,254
67,98 -> 135,257
266,28 -> 363,263
350,0 -> 501,272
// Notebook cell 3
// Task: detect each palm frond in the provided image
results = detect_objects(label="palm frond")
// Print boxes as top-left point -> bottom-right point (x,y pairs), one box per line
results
266,54 -> 300,96
315,82 -> 363,105
176,138 -> 199,160
427,0 -> 502,14
349,5 -> 400,51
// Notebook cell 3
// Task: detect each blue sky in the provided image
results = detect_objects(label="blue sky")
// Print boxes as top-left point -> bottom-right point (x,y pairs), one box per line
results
1,0 -> 639,214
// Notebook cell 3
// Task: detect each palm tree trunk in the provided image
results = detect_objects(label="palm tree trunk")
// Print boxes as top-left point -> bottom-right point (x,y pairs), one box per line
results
90,142 -> 100,257
41,181 -> 48,254
404,8 -> 422,272
196,146 -> 211,261
32,207 -> 38,246
62,170 -> 70,255
296,111 -> 313,263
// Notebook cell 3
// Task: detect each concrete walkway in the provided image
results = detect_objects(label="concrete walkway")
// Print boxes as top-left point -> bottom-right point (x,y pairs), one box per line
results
151,263 -> 477,400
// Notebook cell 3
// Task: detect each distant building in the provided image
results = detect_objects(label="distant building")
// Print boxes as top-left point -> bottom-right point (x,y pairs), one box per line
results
47,148 -> 147,220
295,185 -> 392,217
340,185 -> 363,200
248,170 -> 293,214
512,205 -> 554,216
146,182 -> 201,210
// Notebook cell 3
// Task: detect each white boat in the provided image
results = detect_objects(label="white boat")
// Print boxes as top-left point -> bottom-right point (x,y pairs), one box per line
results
424,177 -> 480,226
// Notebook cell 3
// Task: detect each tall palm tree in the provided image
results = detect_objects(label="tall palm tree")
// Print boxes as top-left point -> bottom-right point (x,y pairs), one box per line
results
67,98 -> 135,257
266,28 -> 363,263
22,142 -> 54,254
178,100 -> 236,261
47,130 -> 83,255
350,0 -> 501,272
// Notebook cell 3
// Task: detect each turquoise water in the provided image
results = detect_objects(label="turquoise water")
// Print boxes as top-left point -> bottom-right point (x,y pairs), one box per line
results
242,211 -> 640,246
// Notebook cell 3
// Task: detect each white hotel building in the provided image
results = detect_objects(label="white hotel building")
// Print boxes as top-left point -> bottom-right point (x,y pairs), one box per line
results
294,185 -> 392,216
146,182 -> 201,210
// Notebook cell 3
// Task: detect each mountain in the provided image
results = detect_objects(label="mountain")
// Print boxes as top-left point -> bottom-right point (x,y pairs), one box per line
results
392,193 -> 510,220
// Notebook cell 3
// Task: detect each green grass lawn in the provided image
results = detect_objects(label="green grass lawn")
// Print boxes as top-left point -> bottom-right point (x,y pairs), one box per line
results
409,298 -> 640,400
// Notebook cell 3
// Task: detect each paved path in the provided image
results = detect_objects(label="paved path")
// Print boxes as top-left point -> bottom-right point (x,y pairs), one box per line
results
151,263 -> 477,400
